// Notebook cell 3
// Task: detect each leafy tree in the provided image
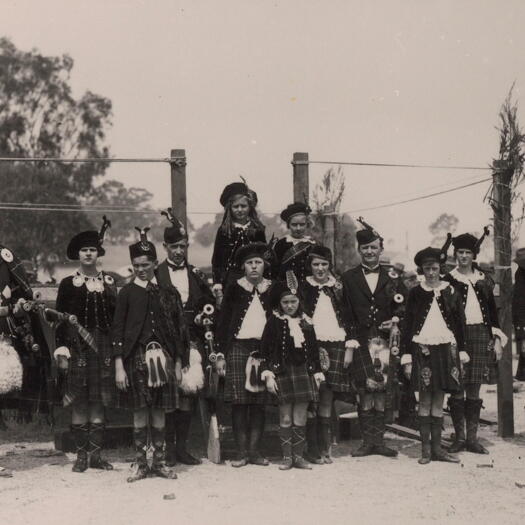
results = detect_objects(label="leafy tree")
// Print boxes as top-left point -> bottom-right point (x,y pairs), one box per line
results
429,213 -> 459,247
0,38 -> 115,261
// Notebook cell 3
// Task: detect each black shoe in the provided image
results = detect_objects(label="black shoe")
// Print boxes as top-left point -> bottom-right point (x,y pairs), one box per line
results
231,456 -> 249,468
89,455 -> 114,470
466,440 -> 489,454
432,450 -> 460,463
72,455 -> 88,473
175,450 -> 202,465
303,451 -> 324,464
150,463 -> 178,479
248,454 -> 269,466
448,439 -> 466,454
293,456 -> 312,470
373,445 -> 398,458
127,463 -> 149,483
351,443 -> 375,457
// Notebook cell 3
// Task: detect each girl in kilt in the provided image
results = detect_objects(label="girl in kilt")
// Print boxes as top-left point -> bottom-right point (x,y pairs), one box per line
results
215,242 -> 273,467
401,247 -> 467,465
113,229 -> 189,482
273,202 -> 317,281
54,217 -> 116,473
261,279 -> 324,470
444,231 -> 506,454
211,181 -> 266,305
299,245 -> 355,464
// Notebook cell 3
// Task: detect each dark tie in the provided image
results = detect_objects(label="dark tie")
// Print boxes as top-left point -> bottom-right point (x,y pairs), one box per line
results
146,281 -> 159,293
167,261 -> 186,271
362,265 -> 379,275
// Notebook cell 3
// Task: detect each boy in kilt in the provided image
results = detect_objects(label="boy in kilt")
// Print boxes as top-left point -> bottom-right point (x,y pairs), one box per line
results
273,202 -> 317,281
54,217 -> 116,473
443,230 -> 506,454
113,228 -> 189,482
215,242 -> 273,467
401,247 -> 466,464
299,245 -> 356,464
261,278 -> 325,470
157,210 -> 214,466
341,219 -> 407,458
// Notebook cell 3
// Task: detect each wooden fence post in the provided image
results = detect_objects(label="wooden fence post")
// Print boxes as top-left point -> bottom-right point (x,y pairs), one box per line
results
492,158 -> 514,437
292,152 -> 309,204
170,149 -> 187,227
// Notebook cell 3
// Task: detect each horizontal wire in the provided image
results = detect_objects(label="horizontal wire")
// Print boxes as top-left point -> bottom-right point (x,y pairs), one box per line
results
0,156 -> 173,163
343,177 -> 492,213
308,160 -> 491,170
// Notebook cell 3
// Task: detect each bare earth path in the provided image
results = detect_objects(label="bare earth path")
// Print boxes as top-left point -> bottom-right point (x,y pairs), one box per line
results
2,387 -> 525,525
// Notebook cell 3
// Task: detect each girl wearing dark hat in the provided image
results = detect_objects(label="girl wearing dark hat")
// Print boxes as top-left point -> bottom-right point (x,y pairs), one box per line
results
55,217 -> 116,473
443,229 -> 506,454
113,228 -> 189,482
211,181 -> 266,304
273,202 -> 316,281
214,242 -> 273,467
260,277 -> 324,470
401,247 -> 466,465
299,245 -> 356,464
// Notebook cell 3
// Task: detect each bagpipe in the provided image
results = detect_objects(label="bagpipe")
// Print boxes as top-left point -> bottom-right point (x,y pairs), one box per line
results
194,303 -> 221,400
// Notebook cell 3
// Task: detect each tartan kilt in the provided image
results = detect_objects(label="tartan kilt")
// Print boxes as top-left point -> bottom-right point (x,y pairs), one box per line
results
350,345 -> 377,390
64,329 -> 115,407
464,324 -> 495,385
318,340 -> 352,392
410,342 -> 462,394
117,345 -> 179,411
275,363 -> 319,405
224,339 -> 268,405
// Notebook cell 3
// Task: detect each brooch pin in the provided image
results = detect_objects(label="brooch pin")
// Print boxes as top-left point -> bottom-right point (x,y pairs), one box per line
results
0,248 -> 13,263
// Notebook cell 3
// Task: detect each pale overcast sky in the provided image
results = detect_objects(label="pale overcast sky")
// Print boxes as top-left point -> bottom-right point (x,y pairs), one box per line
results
2,0 -> 525,264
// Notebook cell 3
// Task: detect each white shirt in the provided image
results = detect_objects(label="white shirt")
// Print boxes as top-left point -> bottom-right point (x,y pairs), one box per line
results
237,292 -> 267,339
413,282 -> 456,345
362,266 -> 380,293
312,289 -> 346,342
167,259 -> 189,305
133,276 -> 158,288
449,268 -> 484,325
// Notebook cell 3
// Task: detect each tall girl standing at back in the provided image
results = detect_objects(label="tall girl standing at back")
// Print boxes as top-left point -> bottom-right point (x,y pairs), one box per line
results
211,181 -> 266,305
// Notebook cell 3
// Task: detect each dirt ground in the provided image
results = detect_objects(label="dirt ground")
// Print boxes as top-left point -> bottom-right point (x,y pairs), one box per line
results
1,385 -> 525,525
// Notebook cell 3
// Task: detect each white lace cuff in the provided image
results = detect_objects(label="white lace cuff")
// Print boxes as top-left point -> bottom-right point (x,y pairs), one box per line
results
261,370 -> 275,382
459,351 -> 470,364
54,346 -> 71,360
492,327 -> 508,348
400,354 -> 412,366
345,339 -> 360,349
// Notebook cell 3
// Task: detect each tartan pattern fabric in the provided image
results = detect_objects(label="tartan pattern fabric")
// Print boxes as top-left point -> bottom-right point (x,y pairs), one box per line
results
410,342 -> 462,394
117,345 -> 179,410
463,324 -> 495,385
350,336 -> 381,388
275,363 -> 319,405
224,339 -> 268,405
64,329 -> 115,407
319,341 -> 351,392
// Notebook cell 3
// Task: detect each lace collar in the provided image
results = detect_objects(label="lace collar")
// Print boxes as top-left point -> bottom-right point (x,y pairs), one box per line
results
72,270 -> 111,292
285,234 -> 315,245
450,267 -> 485,285
233,220 -> 251,230
134,276 -> 158,289
273,310 -> 312,324
237,277 -> 272,294
420,280 -> 450,295
306,275 -> 337,288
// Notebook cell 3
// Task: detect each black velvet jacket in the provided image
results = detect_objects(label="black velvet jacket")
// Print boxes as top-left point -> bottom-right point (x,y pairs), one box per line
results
55,273 -> 116,348
260,312 -> 321,375
342,264 -> 407,340
273,237 -> 316,281
400,282 -> 466,356
211,224 -> 266,285
513,267 -> 525,341
214,277 -> 273,356
443,268 -> 500,336
299,276 -> 351,340
156,260 -> 214,341
111,277 -> 190,366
